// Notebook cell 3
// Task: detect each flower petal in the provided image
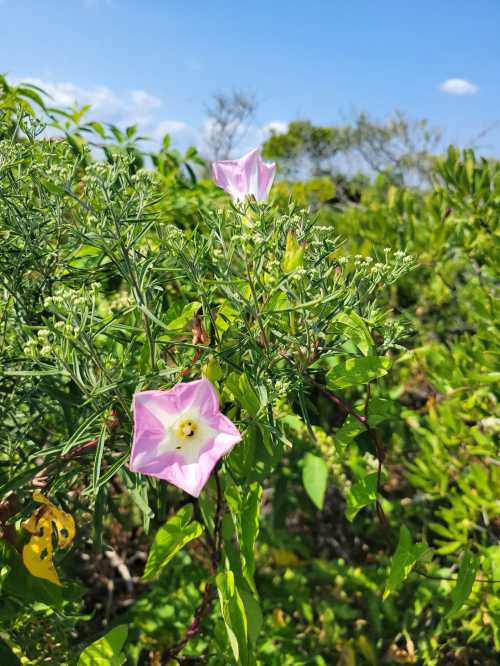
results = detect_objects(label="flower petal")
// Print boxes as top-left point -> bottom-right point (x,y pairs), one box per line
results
130,379 -> 242,496
212,148 -> 276,202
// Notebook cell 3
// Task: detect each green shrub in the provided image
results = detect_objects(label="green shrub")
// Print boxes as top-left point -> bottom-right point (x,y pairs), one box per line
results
0,99 -> 498,665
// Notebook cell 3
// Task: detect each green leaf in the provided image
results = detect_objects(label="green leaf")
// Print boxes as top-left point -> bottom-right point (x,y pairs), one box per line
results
446,550 -> 479,618
164,301 -> 201,332
327,356 -> 391,390
142,504 -> 203,581
334,311 -> 374,356
282,230 -> 304,273
216,571 -> 250,665
77,625 -> 128,666
335,415 -> 364,448
225,482 -> 263,592
383,526 -> 429,599
239,589 -> 263,647
226,372 -> 260,417
302,453 -> 328,510
92,416 -> 110,494
227,423 -> 257,478
367,398 -> 397,426
345,473 -> 378,521
215,302 -> 239,335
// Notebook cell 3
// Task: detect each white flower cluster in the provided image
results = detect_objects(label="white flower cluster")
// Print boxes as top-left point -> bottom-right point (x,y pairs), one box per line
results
162,225 -> 185,248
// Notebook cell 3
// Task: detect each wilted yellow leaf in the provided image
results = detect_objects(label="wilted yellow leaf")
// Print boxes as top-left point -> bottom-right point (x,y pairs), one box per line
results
22,492 -> 76,586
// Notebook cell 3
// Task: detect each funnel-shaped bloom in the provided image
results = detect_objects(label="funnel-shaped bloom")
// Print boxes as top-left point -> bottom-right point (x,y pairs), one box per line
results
130,379 -> 241,497
212,148 -> 276,202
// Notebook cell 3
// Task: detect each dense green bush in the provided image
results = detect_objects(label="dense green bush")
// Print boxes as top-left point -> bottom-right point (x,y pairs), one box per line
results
0,87 -> 498,665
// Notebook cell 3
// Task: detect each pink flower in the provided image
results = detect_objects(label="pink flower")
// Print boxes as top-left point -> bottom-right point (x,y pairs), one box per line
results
212,148 -> 276,202
129,379 -> 241,497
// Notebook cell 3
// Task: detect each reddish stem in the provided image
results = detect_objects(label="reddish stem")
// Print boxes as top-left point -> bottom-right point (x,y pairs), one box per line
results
162,467 -> 224,661
314,379 -> 389,529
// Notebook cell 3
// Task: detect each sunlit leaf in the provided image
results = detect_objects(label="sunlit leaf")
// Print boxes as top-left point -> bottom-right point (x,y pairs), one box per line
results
446,550 -> 479,618
282,230 -> 304,273
302,453 -> 328,510
216,571 -> 250,665
327,356 -> 391,390
384,525 -> 429,599
77,625 -> 128,666
345,473 -> 378,521
142,504 -> 203,581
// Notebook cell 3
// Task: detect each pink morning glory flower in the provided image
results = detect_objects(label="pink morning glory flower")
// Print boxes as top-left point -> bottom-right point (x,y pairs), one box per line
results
129,379 -> 241,497
212,148 -> 276,202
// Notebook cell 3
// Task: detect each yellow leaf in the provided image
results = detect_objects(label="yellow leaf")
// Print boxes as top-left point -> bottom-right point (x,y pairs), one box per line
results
23,536 -> 60,586
22,493 -> 76,586
270,547 -> 302,566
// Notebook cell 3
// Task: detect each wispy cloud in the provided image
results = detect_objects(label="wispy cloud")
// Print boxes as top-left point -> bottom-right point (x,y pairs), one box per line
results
440,78 -> 478,95
19,78 -> 163,115
130,90 -> 162,110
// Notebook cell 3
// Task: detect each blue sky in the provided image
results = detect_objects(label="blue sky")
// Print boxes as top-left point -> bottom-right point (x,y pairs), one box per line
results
1,0 -> 499,155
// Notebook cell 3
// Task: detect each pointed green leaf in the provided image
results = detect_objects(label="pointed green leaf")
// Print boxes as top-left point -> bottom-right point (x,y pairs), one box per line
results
282,230 -> 304,273
77,625 -> 128,666
345,473 -> 378,521
226,372 -> 260,417
142,504 -> 203,580
335,311 -> 374,356
446,550 -> 479,618
165,301 -> 201,332
335,415 -> 364,448
302,453 -> 328,510
383,526 -> 429,599
225,482 -> 263,592
239,589 -> 263,647
216,571 -> 250,665
367,398 -> 397,427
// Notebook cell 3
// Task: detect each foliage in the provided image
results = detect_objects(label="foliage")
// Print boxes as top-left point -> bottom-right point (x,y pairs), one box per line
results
263,111 -> 442,185
0,80 -> 498,665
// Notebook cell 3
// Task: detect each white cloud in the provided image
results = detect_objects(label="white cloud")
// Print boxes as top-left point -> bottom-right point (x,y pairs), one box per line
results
130,89 -> 161,110
262,121 -> 288,135
13,76 -> 198,151
10,76 -> 286,156
148,120 -> 198,149
16,77 -> 169,131
17,77 -> 123,112
152,120 -> 189,138
440,78 -> 478,95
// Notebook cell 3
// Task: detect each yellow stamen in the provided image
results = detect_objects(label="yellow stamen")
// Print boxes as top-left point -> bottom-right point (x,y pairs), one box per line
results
175,418 -> 198,441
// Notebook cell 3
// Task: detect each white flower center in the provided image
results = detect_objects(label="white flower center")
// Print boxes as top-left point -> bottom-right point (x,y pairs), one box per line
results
135,400 -> 216,467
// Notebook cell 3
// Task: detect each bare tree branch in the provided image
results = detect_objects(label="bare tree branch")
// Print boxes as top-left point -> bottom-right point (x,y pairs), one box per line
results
204,90 -> 257,160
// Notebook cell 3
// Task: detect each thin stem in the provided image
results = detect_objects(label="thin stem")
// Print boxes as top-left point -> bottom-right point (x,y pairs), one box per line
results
244,251 -> 269,351
414,568 -> 500,585
314,380 -> 366,426
313,378 -> 389,530
162,466 -> 224,661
